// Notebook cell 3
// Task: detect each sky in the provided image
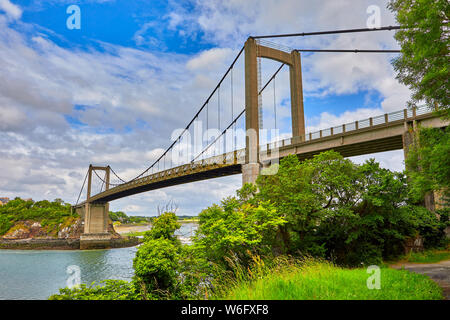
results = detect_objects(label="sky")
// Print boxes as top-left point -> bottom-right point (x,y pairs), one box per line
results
0,0 -> 412,216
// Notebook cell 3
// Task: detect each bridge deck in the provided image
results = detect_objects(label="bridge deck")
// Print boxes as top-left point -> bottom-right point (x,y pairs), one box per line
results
74,107 -> 447,207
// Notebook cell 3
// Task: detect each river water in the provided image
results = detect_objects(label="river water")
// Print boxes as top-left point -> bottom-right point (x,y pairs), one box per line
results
0,223 -> 197,300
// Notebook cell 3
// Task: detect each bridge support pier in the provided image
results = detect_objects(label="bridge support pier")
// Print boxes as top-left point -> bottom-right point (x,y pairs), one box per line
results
77,165 -> 113,249
80,202 -> 112,250
242,162 -> 261,185
403,119 -> 440,212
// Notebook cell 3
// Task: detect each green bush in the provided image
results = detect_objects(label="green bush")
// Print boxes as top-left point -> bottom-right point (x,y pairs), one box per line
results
133,211 -> 201,299
193,197 -> 285,270
49,280 -> 140,300
133,238 -> 180,298
143,211 -> 180,242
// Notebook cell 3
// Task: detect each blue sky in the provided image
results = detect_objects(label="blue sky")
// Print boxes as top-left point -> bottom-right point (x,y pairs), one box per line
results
0,0 -> 411,216
18,0 -> 212,53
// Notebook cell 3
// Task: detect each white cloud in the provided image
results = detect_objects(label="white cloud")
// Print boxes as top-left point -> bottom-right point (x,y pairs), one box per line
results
306,107 -> 384,132
186,48 -> 233,71
0,0 -> 22,20
349,150 -> 405,173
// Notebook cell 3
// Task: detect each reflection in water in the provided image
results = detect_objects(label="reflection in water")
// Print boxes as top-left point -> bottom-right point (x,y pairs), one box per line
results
0,223 -> 198,300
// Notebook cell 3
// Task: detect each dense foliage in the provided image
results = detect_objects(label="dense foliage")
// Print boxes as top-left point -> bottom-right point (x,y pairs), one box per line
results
388,0 -> 449,116
256,151 -> 447,265
0,198 -> 75,236
193,195 -> 285,268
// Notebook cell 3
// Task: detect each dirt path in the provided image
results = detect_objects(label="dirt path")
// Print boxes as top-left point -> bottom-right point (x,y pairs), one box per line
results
390,260 -> 450,300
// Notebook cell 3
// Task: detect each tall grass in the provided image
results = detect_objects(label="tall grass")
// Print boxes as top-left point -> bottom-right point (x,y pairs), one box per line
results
213,256 -> 443,300
401,249 -> 450,264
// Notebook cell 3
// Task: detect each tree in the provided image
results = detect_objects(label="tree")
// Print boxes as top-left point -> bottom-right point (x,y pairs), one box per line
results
256,151 -> 445,266
133,238 -> 181,298
256,151 -> 361,255
143,211 -> 180,243
133,211 -> 182,299
193,193 -> 286,269
388,0 -> 449,116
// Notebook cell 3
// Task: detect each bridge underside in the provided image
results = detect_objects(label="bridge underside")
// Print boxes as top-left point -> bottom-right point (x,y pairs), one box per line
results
293,135 -> 403,162
88,135 -> 404,204
91,164 -> 242,203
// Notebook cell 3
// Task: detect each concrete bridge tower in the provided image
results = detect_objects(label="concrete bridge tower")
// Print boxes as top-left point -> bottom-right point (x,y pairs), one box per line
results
243,37 -> 305,184
75,165 -> 112,249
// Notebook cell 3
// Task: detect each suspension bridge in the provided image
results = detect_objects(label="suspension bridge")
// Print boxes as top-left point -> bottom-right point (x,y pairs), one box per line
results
72,27 -> 448,249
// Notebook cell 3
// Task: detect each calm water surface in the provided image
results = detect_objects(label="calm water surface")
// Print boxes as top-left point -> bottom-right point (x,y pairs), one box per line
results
0,223 -> 197,300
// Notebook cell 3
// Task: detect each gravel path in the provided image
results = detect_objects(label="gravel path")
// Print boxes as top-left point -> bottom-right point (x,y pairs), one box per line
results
390,260 -> 450,300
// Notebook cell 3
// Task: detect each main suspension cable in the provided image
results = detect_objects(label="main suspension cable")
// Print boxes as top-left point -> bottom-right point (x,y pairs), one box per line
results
295,49 -> 401,53
252,25 -> 402,39
110,166 -> 126,183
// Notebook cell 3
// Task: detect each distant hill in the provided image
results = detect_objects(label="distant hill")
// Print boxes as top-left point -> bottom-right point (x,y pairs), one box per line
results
0,198 -> 81,239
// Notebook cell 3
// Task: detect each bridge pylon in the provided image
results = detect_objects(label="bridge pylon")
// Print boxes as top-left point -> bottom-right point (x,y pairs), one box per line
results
243,37 -> 305,184
77,164 -> 113,249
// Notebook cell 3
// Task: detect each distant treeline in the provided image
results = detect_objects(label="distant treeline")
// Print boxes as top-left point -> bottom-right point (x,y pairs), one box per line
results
109,211 -> 153,224
109,211 -> 197,224
177,215 -> 198,220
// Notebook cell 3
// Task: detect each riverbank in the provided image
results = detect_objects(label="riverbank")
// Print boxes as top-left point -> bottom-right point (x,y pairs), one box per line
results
0,236 -> 141,250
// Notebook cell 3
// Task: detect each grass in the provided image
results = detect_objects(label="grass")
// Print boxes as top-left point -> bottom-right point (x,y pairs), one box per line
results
178,218 -> 199,223
123,231 -> 147,237
215,258 -> 443,300
400,249 -> 450,264
118,222 -> 150,227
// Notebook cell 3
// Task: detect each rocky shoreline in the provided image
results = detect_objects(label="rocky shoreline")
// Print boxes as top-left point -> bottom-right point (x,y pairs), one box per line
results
0,236 -> 140,250
0,218 -> 141,250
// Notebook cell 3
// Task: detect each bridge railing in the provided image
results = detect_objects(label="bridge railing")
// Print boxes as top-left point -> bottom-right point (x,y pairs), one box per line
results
265,106 -> 431,150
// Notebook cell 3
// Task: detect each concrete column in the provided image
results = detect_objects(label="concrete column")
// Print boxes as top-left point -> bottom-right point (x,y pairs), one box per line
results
403,121 -> 436,211
105,166 -> 110,223
87,164 -> 92,200
289,50 -> 305,139
83,203 -> 109,234
244,37 -> 261,185
84,202 -> 91,233
402,123 -> 415,161
242,163 -> 261,185
245,37 -> 260,164
81,202 -> 111,249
